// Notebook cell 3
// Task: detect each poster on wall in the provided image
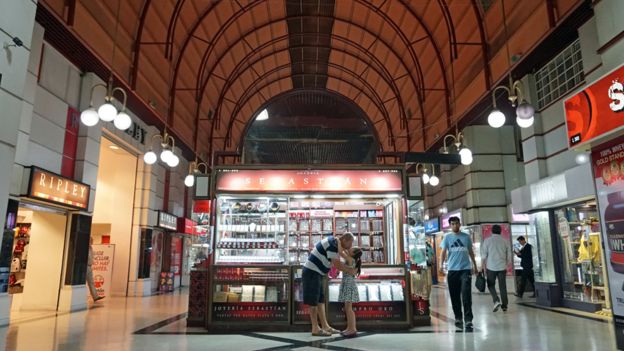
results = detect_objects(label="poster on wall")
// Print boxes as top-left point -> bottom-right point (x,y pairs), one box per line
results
171,237 -> 182,277
91,244 -> 115,298
481,224 -> 513,274
592,135 -> 624,347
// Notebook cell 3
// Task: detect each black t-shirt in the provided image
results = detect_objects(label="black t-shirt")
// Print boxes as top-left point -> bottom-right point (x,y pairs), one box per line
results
519,243 -> 533,269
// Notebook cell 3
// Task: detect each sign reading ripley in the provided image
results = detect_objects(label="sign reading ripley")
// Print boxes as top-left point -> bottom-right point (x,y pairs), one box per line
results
28,167 -> 90,209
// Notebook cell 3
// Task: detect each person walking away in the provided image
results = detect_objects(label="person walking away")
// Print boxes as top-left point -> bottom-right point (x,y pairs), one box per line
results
338,247 -> 363,338
303,233 -> 356,336
514,236 -> 536,298
481,224 -> 512,312
87,237 -> 104,302
440,216 -> 478,330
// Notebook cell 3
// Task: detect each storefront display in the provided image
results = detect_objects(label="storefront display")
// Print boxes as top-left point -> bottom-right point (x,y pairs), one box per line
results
211,265 -> 289,323
204,167 -> 415,330
9,223 -> 30,294
327,266 -> 408,324
553,202 -> 605,310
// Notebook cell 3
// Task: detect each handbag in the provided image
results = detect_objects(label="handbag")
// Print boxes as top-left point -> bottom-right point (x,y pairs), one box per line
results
475,272 -> 486,292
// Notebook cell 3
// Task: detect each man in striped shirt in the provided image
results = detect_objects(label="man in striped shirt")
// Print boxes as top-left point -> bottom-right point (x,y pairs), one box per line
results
303,233 -> 356,336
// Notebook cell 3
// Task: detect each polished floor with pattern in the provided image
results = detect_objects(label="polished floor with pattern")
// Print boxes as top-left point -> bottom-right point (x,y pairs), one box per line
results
0,285 -> 615,351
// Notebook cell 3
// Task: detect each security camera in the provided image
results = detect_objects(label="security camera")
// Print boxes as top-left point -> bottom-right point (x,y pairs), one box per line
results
3,37 -> 23,49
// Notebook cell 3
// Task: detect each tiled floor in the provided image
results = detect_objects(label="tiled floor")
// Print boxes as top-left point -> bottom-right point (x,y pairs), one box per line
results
0,286 -> 616,351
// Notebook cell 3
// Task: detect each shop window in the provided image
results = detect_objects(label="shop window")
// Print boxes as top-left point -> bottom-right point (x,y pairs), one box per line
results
65,214 -> 92,285
532,211 -> 557,283
534,39 -> 584,110
0,200 -> 19,292
138,229 -> 152,279
554,203 -> 604,307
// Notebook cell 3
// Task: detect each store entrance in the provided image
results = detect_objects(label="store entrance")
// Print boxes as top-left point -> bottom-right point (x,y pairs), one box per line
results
10,205 -> 67,312
90,137 -> 138,298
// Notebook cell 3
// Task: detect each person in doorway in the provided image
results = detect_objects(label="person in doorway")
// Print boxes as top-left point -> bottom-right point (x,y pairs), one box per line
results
481,224 -> 512,312
514,236 -> 535,298
87,237 -> 104,302
439,216 -> 478,330
303,233 -> 356,337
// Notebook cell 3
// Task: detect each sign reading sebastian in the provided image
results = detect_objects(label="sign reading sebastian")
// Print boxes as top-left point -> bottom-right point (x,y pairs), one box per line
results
215,169 -> 402,192
28,167 -> 90,209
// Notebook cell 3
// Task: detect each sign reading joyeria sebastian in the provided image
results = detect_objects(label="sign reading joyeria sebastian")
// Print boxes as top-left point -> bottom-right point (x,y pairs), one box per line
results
215,169 -> 403,192
28,167 -> 90,209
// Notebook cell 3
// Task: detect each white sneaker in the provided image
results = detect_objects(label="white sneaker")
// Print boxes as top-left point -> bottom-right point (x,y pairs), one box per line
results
493,302 -> 501,312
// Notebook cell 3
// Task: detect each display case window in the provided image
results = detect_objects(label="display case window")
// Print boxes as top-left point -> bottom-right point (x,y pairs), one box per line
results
326,266 -> 407,322
554,202 -> 604,306
215,196 -> 287,265
212,266 -> 289,322
532,212 -> 557,283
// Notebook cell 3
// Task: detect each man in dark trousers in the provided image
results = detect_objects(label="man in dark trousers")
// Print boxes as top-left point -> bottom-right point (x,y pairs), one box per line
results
514,236 -> 535,298
440,216 -> 478,330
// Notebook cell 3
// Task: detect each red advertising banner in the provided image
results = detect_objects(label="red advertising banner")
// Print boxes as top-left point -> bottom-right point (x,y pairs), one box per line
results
177,218 -> 197,235
565,64 -> 624,148
171,237 -> 182,276
215,169 -> 402,192
193,200 -> 211,213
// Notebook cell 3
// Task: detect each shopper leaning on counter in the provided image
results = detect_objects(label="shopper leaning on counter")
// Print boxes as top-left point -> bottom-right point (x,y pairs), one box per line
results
303,233 -> 357,337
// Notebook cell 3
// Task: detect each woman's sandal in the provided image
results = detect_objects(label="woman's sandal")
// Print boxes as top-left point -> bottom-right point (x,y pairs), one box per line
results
340,331 -> 358,338
311,330 -> 332,337
325,327 -> 341,334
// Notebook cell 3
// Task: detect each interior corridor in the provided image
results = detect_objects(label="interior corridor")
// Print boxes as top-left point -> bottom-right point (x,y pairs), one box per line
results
0,285 -> 614,351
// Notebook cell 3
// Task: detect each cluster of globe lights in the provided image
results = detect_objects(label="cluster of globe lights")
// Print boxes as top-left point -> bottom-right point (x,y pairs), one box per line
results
184,161 -> 209,187
80,82 -> 132,131
417,164 -> 440,187
143,143 -> 179,168
487,79 -> 535,129
142,131 -> 180,168
443,131 -> 473,166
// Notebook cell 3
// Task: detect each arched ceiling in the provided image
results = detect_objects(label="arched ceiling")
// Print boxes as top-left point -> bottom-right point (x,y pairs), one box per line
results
40,0 -> 584,163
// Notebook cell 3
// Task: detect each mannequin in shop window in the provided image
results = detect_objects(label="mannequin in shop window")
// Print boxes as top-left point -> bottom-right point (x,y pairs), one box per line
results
87,237 -> 104,302
408,218 -> 433,300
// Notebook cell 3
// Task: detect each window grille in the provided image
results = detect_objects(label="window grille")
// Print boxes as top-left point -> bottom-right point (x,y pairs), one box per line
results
534,39 -> 584,110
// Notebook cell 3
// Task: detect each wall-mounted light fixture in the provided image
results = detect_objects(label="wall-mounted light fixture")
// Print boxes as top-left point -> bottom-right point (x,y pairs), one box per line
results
143,130 -> 179,168
488,76 -> 535,129
78,0 -> 131,131
416,163 -> 439,187
442,129 -> 473,165
184,159 -> 209,187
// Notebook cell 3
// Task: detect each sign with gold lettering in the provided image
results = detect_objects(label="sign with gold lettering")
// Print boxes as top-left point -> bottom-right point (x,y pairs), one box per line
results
27,167 -> 90,209
215,169 -> 403,192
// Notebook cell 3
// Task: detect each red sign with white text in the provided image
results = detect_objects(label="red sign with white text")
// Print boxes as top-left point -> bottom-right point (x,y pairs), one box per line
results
565,64 -> 624,148
177,218 -> 197,235
215,169 -> 402,192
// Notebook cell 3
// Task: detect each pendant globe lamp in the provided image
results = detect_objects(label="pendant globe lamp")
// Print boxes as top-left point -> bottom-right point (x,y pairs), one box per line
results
443,129 -> 473,166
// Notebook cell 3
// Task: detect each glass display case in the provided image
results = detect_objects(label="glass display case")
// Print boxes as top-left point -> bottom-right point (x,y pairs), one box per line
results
326,266 -> 408,324
554,202 -> 605,308
211,265 -> 290,323
335,206 -> 387,264
215,196 -> 287,264
532,212 -> 556,283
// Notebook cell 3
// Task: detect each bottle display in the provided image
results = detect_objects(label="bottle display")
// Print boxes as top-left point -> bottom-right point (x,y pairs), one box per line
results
605,191 -> 624,273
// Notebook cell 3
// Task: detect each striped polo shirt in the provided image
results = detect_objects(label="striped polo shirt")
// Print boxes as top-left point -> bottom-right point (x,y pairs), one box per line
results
304,236 -> 339,275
